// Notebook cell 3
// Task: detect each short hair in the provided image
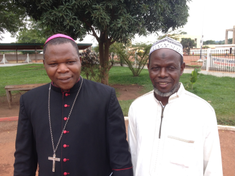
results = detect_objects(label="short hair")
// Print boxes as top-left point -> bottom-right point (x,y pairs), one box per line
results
43,38 -> 79,59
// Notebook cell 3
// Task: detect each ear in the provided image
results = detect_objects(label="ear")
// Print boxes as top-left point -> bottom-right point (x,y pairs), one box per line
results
180,62 -> 185,76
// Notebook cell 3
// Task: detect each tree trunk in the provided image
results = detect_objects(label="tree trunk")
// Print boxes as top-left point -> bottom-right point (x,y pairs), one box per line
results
99,41 -> 110,85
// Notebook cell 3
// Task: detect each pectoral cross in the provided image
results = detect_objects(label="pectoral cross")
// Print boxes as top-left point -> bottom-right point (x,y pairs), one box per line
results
48,153 -> 60,172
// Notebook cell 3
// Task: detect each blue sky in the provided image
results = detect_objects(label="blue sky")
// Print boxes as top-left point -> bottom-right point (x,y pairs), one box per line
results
2,0 -> 235,45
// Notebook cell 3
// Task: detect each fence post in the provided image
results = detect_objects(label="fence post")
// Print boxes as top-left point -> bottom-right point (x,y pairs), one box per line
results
0,54 -> 9,64
24,53 -> 32,63
206,48 -> 211,71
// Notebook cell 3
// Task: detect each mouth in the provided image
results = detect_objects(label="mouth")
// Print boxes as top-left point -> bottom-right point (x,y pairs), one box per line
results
58,77 -> 71,83
158,82 -> 169,88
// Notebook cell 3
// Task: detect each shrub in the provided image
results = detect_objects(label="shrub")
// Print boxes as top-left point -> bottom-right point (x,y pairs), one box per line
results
81,49 -> 102,82
115,44 -> 151,76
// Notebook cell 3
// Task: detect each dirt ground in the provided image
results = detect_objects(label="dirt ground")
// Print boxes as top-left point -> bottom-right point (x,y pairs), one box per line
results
0,84 -> 234,176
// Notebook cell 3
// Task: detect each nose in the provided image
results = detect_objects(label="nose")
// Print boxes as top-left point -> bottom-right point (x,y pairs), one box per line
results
159,68 -> 167,78
58,63 -> 69,73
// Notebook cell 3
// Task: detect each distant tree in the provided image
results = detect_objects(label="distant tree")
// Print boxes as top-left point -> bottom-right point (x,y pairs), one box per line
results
16,19 -> 50,43
203,40 -> 216,45
15,0 -> 190,84
203,39 -> 234,45
0,0 -> 26,40
216,40 -> 225,45
158,28 -> 187,40
228,38 -> 232,44
181,38 -> 196,55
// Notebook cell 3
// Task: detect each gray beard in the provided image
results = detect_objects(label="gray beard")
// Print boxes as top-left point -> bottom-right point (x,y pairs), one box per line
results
154,83 -> 180,97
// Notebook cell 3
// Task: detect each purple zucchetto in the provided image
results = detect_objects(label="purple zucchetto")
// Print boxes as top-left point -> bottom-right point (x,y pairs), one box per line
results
44,34 -> 75,45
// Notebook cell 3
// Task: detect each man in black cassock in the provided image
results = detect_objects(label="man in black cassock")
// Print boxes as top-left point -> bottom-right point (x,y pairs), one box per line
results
14,34 -> 133,176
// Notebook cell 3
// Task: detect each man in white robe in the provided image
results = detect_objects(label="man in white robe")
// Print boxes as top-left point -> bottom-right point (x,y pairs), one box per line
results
128,37 -> 223,176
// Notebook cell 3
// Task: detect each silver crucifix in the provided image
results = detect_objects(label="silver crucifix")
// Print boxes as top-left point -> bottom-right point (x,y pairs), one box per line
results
48,153 -> 60,172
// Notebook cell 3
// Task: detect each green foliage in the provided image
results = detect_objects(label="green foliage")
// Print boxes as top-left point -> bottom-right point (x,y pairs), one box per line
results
119,100 -> 135,116
203,39 -> 232,45
93,46 -> 99,54
157,28 -> 187,40
180,73 -> 235,125
94,42 -> 128,67
181,38 -> 196,55
81,49 -> 102,82
16,27 -> 45,43
16,18 -> 48,43
227,38 -> 232,44
202,45 -> 210,49
109,42 -> 128,66
185,68 -> 200,90
14,0 -> 190,41
0,0 -> 26,40
14,0 -> 190,84
203,40 -> 217,45
14,18 -> 48,54
115,43 -> 151,76
189,68 -> 200,88
110,67 -> 235,125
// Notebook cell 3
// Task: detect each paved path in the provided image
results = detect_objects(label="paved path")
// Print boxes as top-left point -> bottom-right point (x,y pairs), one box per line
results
0,116 -> 18,122
183,68 -> 235,78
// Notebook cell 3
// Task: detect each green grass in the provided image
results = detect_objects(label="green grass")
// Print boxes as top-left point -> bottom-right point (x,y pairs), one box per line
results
0,64 -> 234,125
110,66 -> 235,126
0,64 -> 50,95
181,74 -> 235,125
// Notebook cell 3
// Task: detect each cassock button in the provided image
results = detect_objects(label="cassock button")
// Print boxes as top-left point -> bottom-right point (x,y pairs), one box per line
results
64,172 -> 70,175
63,130 -> 69,134
64,104 -> 70,108
64,117 -> 68,121
63,144 -> 69,148
65,93 -> 70,96
63,158 -> 70,162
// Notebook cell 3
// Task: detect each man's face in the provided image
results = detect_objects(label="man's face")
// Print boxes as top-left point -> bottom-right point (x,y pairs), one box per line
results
43,42 -> 81,90
148,48 -> 185,98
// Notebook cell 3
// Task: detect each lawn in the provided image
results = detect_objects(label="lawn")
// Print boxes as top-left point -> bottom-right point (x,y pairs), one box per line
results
0,64 -> 234,125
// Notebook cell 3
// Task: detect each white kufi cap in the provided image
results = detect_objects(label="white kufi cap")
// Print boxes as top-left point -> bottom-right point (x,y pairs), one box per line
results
149,37 -> 183,57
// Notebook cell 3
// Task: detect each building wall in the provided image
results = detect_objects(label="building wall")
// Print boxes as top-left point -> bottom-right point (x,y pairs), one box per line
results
0,53 -> 43,61
175,34 -> 202,48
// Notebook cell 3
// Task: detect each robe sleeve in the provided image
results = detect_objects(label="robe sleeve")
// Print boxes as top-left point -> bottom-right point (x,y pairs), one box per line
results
203,109 -> 223,176
14,95 -> 38,176
128,103 -> 137,176
106,88 -> 133,176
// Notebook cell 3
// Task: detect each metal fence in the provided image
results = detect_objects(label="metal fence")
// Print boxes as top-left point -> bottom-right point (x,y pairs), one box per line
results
184,48 -> 235,72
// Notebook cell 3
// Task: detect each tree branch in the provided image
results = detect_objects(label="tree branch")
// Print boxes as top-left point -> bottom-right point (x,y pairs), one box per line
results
109,37 -> 115,45
90,26 -> 99,42
82,19 -> 99,42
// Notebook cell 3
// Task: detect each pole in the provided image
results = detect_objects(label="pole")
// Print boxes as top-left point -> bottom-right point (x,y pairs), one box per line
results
16,49 -> 18,63
198,35 -> 204,62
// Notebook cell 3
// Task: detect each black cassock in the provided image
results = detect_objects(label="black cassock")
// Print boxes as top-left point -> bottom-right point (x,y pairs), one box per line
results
14,78 -> 133,176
